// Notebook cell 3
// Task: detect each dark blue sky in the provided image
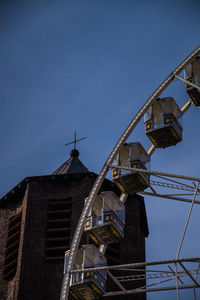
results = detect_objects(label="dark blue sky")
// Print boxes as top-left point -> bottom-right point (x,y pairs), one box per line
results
1,1 -> 200,299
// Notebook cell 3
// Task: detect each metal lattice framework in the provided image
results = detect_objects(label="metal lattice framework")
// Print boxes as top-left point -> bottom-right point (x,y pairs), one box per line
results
60,46 -> 200,300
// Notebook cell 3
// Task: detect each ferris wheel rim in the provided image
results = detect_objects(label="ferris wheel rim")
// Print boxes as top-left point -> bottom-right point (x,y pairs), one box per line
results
61,45 -> 200,300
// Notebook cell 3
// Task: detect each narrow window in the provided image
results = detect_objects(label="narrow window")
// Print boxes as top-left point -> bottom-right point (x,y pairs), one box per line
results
3,212 -> 22,280
45,197 -> 72,260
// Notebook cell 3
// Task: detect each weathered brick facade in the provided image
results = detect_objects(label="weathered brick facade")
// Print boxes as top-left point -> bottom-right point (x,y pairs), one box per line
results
0,162 -> 148,300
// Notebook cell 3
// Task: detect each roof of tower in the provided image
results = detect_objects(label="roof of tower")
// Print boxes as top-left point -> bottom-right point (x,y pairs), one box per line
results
52,149 -> 89,175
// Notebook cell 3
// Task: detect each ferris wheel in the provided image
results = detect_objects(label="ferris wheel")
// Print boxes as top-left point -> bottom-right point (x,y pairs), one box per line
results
60,46 -> 200,300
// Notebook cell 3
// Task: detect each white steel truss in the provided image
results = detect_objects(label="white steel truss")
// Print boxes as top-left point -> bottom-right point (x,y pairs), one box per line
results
68,257 -> 200,297
60,46 -> 200,300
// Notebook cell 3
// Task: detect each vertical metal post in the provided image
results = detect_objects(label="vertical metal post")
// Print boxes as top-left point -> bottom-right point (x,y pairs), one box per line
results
175,263 -> 180,300
193,286 -> 197,300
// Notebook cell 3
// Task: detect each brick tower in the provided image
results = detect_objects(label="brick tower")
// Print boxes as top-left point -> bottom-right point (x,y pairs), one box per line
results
0,149 -> 148,300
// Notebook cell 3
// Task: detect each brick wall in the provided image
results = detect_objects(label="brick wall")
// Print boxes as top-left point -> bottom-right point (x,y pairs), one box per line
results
0,174 -> 148,300
0,185 -> 28,300
17,175 -> 98,299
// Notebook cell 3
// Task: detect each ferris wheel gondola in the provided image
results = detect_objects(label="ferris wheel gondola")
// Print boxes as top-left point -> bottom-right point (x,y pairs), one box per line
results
184,55 -> 200,106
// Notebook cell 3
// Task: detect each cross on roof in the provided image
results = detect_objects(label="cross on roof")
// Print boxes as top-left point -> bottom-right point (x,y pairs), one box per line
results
64,131 -> 86,149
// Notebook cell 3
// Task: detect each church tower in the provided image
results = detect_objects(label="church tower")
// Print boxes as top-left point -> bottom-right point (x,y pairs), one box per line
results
0,149 -> 148,300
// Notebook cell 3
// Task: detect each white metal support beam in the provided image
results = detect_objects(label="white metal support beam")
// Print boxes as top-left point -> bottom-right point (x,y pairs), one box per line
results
107,270 -> 126,292
175,75 -> 200,91
176,182 -> 200,259
179,262 -> 199,287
